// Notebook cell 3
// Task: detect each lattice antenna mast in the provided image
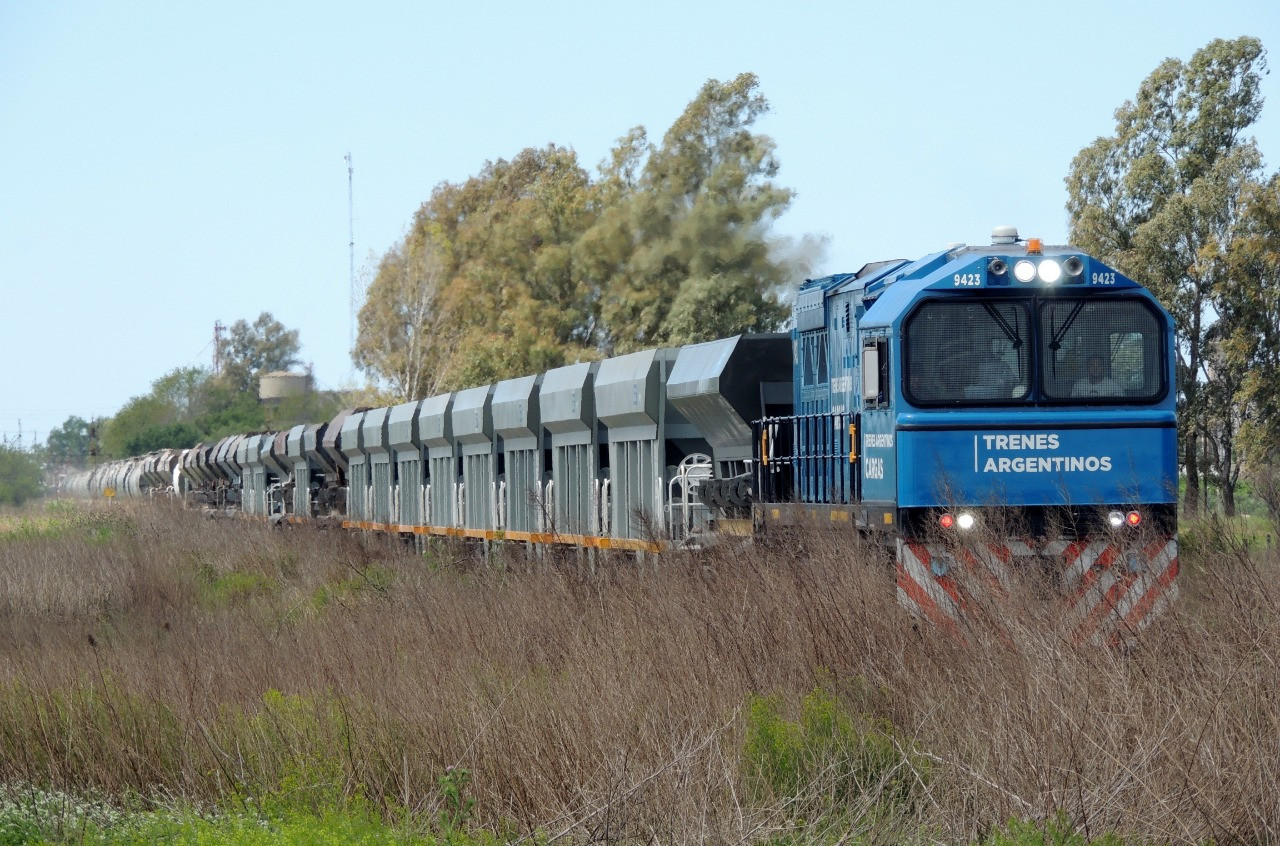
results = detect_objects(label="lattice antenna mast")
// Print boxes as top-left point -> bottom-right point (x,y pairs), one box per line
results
213,321 -> 226,375
346,152 -> 355,355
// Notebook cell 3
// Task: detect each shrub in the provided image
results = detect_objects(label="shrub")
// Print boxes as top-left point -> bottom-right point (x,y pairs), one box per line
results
0,446 -> 41,508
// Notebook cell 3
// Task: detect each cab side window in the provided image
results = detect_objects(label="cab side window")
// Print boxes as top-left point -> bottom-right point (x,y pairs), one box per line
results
862,339 -> 889,408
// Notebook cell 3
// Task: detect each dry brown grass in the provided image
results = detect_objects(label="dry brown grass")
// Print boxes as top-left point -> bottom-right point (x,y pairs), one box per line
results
0,502 -> 1277,843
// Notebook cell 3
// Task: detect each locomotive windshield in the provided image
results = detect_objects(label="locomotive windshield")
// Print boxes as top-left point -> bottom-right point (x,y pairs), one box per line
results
904,300 -> 1031,404
903,296 -> 1166,405
1039,298 -> 1164,401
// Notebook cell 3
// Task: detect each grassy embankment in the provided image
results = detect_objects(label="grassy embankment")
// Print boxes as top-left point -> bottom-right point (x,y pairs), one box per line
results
0,501 -> 1276,844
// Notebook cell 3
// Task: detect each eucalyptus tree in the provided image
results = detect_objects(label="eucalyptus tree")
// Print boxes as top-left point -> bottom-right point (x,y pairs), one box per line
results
45,415 -> 92,467
1225,175 -> 1280,507
361,144 -> 598,393
1065,36 -> 1268,514
357,74 -> 802,395
582,72 -> 794,353
354,236 -> 457,402
220,312 -> 302,395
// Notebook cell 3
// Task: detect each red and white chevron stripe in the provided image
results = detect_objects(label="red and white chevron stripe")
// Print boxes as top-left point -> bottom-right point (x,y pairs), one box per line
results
896,536 -> 1179,645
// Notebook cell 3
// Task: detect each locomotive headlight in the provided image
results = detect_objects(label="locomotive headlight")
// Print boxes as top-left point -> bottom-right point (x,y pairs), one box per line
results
1037,259 -> 1062,284
1013,260 -> 1037,283
956,512 -> 976,531
1107,510 -> 1125,528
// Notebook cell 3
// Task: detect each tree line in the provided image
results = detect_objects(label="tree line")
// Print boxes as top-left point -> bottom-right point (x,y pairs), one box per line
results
31,313 -> 340,482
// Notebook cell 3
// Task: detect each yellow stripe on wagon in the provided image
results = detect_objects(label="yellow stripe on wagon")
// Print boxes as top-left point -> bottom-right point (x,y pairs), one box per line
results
341,520 -> 663,553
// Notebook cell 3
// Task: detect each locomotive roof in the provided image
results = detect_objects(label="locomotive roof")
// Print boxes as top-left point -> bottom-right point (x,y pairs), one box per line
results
800,241 -> 1143,305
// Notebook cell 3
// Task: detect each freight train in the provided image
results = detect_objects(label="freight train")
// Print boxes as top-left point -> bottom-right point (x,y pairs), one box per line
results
64,228 -> 1180,643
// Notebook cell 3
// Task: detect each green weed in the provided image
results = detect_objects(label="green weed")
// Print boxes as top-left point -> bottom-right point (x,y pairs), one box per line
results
744,686 -> 919,811
214,570 -> 278,602
979,814 -> 1127,846
0,508 -> 135,545
0,783 -> 506,845
435,768 -> 474,841
0,784 -> 129,844
229,689 -> 351,815
301,563 -> 395,616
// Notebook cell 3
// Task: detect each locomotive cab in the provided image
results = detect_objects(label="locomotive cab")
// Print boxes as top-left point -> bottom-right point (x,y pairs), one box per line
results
884,248 -> 1177,540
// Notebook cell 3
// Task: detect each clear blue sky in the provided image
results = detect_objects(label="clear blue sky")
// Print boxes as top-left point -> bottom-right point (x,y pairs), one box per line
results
2,0 -> 1277,444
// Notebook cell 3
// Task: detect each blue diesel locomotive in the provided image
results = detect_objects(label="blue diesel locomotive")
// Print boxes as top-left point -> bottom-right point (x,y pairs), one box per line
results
755,226 -> 1179,641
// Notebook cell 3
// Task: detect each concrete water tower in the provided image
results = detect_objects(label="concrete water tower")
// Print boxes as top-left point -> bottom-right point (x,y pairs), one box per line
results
259,371 -> 312,403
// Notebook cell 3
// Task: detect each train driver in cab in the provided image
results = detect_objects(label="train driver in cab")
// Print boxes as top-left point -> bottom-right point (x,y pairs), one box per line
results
1072,354 -> 1121,398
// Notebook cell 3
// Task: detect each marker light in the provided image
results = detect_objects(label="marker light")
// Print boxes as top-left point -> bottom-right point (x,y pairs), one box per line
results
1126,510 -> 1142,527
1037,259 -> 1062,284
939,513 -> 955,530
956,512 -> 977,531
1107,510 -> 1125,528
1013,260 -> 1037,283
